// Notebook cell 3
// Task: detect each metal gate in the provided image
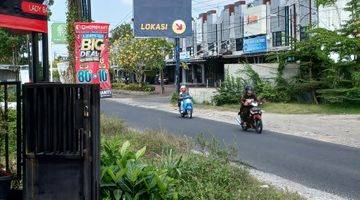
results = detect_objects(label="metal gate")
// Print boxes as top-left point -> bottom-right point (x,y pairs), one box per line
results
0,81 -> 22,200
23,84 -> 100,200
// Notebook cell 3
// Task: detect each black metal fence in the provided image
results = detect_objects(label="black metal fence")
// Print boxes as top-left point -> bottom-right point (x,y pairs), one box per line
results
0,81 -> 22,178
23,83 -> 100,200
0,81 -> 22,200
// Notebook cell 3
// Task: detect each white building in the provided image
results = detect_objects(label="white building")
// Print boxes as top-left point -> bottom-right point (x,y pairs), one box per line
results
318,0 -> 350,31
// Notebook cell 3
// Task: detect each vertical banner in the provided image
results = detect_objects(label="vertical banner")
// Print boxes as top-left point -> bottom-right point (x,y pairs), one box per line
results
75,22 -> 112,98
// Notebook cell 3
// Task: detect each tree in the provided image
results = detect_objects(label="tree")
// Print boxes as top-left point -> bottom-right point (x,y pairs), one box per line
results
110,23 -> 133,43
111,24 -> 173,92
66,0 -> 83,83
279,0 -> 360,104
0,29 -> 27,65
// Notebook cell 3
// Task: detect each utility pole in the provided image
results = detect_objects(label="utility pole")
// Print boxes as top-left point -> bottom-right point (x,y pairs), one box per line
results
81,0 -> 92,21
175,38 -> 181,93
309,0 -> 312,27
42,33 -> 50,81
31,32 -> 39,83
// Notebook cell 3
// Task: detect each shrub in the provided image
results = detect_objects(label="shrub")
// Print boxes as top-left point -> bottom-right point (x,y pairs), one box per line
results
317,87 -> 360,104
213,74 -> 244,106
170,92 -> 178,104
101,140 -> 179,200
112,83 -> 155,92
214,65 -> 296,105
100,116 -> 303,200
0,109 -> 17,171
178,154 -> 303,200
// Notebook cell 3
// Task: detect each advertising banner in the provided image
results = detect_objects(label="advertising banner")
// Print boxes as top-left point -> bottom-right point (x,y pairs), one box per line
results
244,5 -> 267,37
75,22 -> 112,98
243,35 -> 267,54
133,0 -> 192,38
51,23 -> 67,44
180,51 -> 191,61
0,0 -> 48,33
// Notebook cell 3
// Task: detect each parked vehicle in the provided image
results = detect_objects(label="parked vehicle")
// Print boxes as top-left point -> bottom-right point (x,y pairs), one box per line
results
180,95 -> 193,119
156,75 -> 169,84
235,100 -> 263,134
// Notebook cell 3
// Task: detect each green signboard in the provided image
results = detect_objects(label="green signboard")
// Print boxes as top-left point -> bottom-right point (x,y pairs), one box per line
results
51,23 -> 67,44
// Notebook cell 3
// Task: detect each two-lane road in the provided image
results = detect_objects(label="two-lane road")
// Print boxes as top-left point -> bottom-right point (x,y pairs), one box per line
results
101,100 -> 360,199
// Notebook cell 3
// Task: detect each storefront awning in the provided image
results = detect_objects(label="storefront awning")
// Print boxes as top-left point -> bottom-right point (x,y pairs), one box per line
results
0,0 -> 48,33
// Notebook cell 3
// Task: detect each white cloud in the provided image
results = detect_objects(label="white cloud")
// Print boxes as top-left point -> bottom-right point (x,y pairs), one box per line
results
120,0 -> 132,6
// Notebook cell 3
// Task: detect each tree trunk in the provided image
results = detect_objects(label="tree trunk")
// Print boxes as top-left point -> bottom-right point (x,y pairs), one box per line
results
160,69 -> 164,94
143,73 -> 147,84
135,71 -> 142,86
309,62 -> 319,104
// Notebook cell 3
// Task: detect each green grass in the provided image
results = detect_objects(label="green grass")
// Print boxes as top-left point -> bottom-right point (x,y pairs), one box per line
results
196,103 -> 360,115
101,115 -> 304,200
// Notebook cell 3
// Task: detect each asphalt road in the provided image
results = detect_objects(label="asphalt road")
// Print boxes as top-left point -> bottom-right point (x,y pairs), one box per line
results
101,100 -> 360,199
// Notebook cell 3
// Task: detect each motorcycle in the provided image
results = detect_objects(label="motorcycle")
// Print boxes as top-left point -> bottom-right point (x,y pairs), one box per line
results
179,95 -> 193,119
235,99 -> 263,134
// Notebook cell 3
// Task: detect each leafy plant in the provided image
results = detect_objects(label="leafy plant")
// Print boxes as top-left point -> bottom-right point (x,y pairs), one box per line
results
112,83 -> 155,92
101,140 -> 179,200
213,72 -> 244,106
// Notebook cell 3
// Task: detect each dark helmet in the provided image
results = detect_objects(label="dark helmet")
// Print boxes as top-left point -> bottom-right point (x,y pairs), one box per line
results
244,85 -> 253,92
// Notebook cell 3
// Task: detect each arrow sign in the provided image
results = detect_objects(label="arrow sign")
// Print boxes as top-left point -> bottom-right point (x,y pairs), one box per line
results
176,23 -> 183,31
172,20 -> 186,34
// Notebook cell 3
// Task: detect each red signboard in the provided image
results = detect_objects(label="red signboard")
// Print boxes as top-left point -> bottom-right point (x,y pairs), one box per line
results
21,1 -> 48,16
0,0 -> 48,33
75,22 -> 112,98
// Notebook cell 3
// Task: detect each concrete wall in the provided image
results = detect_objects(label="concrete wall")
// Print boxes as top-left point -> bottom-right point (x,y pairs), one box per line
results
189,87 -> 218,103
224,63 -> 298,81
0,69 -> 19,82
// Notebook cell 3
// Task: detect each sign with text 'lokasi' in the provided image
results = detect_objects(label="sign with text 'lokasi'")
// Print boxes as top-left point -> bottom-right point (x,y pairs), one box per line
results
133,0 -> 192,38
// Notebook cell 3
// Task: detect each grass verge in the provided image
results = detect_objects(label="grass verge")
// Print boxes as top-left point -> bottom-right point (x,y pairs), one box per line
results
101,114 -> 304,200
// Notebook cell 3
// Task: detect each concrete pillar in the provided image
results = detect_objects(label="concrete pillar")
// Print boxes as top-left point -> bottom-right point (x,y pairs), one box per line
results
182,67 -> 187,84
192,66 -> 196,84
201,64 -> 205,84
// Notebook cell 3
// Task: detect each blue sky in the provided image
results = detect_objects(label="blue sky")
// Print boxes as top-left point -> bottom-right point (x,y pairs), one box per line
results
50,0 -> 133,27
49,0 -> 240,60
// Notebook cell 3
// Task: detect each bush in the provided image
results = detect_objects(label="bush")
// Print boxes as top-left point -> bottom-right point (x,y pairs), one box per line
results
170,92 -> 178,104
112,83 -> 155,92
214,65 -> 296,105
101,140 -> 179,200
100,116 -> 303,200
317,87 -> 360,104
0,109 -> 17,171
213,74 -> 244,106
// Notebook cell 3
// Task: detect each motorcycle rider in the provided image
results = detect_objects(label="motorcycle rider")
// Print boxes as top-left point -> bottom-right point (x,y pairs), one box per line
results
239,85 -> 258,124
178,85 -> 189,114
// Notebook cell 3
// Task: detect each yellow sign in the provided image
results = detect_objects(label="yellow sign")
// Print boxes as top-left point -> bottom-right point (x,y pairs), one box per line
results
140,23 -> 168,31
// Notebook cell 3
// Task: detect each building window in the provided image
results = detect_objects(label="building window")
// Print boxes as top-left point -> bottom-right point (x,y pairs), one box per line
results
186,47 -> 192,55
221,41 -> 227,50
197,45 -> 202,55
272,31 -> 282,47
236,38 -> 243,51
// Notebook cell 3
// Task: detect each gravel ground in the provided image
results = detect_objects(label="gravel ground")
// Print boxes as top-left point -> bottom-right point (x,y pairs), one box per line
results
249,169 -> 346,200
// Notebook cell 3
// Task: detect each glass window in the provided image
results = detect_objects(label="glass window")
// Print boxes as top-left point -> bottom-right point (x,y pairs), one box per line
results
272,31 -> 282,47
